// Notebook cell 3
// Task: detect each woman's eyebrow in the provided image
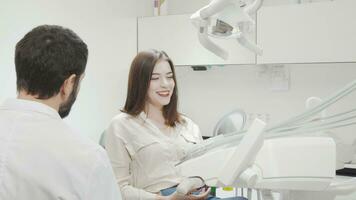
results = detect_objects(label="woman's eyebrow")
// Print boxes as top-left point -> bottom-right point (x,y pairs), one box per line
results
151,72 -> 173,75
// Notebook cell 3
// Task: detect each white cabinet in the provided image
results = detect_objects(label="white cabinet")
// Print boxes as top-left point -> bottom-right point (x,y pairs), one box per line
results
257,0 -> 356,64
138,14 -> 256,66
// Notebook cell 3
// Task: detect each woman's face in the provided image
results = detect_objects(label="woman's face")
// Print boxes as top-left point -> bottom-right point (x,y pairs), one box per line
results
146,60 -> 175,109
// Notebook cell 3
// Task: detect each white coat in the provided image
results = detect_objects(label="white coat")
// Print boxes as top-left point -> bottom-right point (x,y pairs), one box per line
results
0,99 -> 122,200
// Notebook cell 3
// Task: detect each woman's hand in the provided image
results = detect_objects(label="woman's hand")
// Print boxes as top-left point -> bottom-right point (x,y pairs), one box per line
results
185,187 -> 211,200
157,188 -> 211,200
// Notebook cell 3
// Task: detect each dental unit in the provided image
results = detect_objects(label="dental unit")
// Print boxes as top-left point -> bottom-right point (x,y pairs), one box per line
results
177,78 -> 356,199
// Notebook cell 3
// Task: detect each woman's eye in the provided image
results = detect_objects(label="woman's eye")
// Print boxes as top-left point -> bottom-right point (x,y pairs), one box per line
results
151,77 -> 159,80
167,76 -> 173,79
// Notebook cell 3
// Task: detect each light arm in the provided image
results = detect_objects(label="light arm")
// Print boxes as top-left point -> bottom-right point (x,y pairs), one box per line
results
198,25 -> 229,60
200,0 -> 237,19
244,0 -> 264,15
236,30 -> 263,55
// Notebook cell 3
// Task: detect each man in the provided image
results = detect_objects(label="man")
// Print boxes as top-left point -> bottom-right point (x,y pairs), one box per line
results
0,25 -> 122,200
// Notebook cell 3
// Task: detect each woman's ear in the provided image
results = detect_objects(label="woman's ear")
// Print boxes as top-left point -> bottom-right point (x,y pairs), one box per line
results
60,74 -> 77,99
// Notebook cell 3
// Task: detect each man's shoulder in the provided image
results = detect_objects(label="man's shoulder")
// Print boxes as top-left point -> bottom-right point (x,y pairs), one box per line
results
65,128 -> 106,156
52,122 -> 109,167
60,136 -> 112,177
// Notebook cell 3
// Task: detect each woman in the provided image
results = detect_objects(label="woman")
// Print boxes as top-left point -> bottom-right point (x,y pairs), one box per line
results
105,50 -> 238,200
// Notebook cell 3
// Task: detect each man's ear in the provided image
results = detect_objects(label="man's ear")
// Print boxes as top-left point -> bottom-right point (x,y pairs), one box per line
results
60,74 -> 77,99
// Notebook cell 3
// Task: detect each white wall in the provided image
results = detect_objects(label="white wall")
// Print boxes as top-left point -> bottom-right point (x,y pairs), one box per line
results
0,0 -> 137,141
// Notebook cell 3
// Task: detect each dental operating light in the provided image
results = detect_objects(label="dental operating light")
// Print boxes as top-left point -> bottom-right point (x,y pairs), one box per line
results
190,0 -> 263,60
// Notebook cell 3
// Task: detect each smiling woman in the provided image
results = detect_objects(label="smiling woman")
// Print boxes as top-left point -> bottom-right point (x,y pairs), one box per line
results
122,50 -> 181,128
146,59 -> 176,120
103,50 -> 206,199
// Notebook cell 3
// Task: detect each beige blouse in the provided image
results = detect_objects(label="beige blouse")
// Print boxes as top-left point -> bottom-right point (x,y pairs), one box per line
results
105,112 -> 203,200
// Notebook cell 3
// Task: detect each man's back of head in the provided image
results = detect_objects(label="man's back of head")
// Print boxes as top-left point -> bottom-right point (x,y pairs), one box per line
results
15,25 -> 88,118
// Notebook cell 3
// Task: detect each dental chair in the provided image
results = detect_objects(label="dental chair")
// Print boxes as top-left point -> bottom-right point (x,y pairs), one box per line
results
213,109 -> 247,137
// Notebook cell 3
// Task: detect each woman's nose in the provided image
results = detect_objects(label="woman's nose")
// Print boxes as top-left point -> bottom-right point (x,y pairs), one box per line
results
160,77 -> 169,87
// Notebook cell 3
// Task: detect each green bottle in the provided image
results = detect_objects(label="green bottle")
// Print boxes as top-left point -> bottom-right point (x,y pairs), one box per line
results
210,186 -> 216,196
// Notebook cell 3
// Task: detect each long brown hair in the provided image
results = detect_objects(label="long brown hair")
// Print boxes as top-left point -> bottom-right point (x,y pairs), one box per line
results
122,49 -> 183,127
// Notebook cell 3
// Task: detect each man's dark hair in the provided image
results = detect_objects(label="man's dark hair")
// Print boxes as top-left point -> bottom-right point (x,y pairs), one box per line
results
15,25 -> 88,99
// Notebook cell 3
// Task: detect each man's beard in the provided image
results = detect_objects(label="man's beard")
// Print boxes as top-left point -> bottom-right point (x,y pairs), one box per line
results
58,80 -> 79,119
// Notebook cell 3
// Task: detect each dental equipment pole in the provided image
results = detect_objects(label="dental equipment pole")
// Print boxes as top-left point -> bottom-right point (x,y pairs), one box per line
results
267,79 -> 356,132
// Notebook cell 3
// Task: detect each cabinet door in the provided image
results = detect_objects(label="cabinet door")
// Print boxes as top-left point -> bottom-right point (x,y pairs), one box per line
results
138,14 -> 256,66
257,0 -> 356,64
